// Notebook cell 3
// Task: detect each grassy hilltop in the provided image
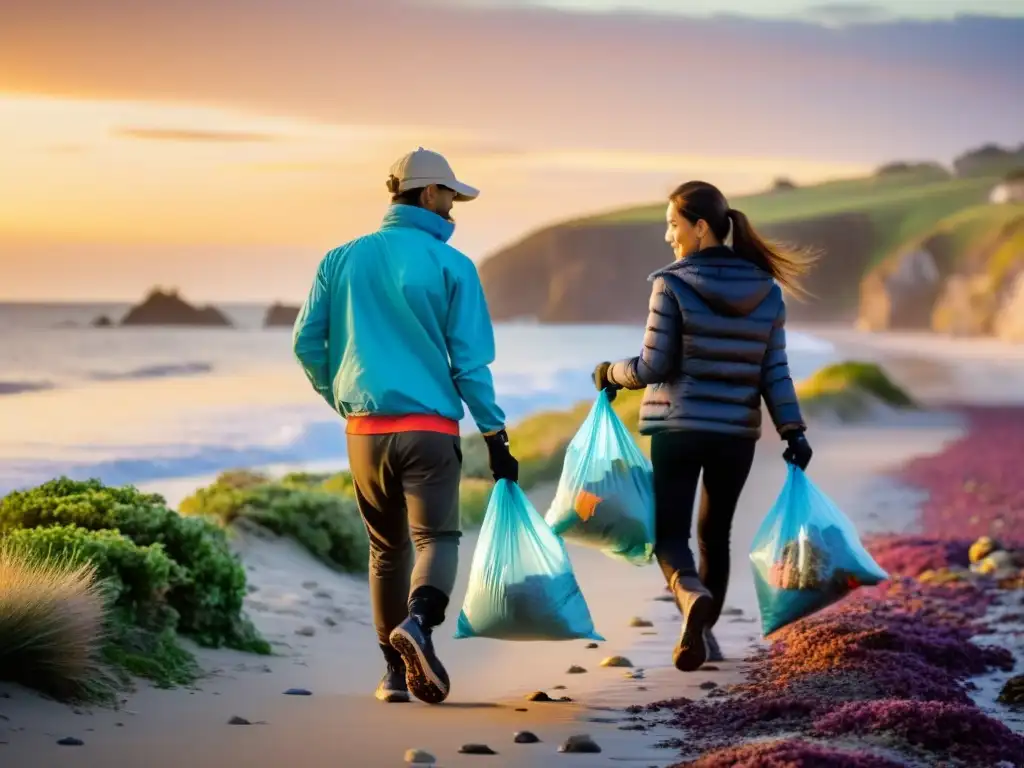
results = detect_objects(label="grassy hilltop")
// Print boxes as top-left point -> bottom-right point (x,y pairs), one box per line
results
478,143 -> 1024,330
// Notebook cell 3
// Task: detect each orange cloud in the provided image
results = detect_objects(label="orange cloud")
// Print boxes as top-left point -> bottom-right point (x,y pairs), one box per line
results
113,127 -> 280,143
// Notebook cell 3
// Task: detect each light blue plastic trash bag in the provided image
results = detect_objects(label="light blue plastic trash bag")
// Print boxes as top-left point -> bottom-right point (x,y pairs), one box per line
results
749,464 -> 888,636
454,480 -> 603,641
544,391 -> 655,565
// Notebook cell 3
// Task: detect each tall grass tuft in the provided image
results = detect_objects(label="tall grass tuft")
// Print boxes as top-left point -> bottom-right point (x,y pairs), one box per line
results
0,541 -> 111,700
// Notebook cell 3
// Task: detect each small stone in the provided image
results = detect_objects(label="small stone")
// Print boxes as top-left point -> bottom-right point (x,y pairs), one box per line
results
283,688 -> 312,696
295,626 -> 316,637
514,730 -> 541,743
584,642 -> 599,649
515,707 -> 528,712
115,722 -> 123,727
526,691 -> 553,702
624,670 -> 645,680
637,686 -> 648,691
699,681 -> 718,690
228,716 -> 250,725
247,584 -> 260,593
301,580 -> 319,589
558,734 -> 601,754
552,685 -> 567,690
720,606 -> 743,617
653,594 -> 676,602
404,748 -> 436,764
702,665 -> 720,671
322,616 -> 337,627
57,737 -> 84,746
628,617 -> 653,628
997,674 -> 1024,704
313,589 -> 333,599
459,743 -> 497,755
600,655 -> 633,668
558,696 -> 574,702
620,723 -> 647,731
567,665 -> 587,674
641,631 -> 657,635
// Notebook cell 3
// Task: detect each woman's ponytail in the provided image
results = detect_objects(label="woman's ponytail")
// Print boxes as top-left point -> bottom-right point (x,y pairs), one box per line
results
726,207 -> 816,298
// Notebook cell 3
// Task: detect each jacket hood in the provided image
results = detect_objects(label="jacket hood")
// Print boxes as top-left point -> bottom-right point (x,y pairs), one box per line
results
651,246 -> 775,317
380,203 -> 455,243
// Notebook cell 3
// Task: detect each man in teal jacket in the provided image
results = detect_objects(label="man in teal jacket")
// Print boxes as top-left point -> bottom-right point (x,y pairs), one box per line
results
293,147 -> 518,705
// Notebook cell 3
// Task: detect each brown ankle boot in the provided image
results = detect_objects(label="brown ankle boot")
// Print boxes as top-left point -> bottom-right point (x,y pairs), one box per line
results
669,572 -> 713,672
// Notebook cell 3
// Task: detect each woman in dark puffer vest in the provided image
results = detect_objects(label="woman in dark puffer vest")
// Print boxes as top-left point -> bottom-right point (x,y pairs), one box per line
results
593,180 -> 815,673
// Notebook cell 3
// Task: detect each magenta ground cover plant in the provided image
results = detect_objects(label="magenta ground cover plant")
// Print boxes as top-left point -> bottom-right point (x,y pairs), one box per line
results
675,739 -> 909,768
812,699 -> 1024,765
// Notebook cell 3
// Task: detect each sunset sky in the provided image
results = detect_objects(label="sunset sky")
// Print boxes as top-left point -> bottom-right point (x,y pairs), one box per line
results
2,0 -> 1022,302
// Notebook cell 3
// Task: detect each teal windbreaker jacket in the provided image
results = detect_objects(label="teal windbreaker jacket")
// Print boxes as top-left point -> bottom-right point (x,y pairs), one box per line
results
292,203 -> 506,434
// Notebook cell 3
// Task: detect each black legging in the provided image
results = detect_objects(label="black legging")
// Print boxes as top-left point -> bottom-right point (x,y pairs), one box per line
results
651,429 -> 757,628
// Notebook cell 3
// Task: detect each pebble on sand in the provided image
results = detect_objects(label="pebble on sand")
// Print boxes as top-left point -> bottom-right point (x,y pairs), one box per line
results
526,691 -> 553,702
998,674 -> 1023,704
584,642 -> 600,649
552,685 -> 567,690
720,606 -> 743,617
600,655 -> 633,668
558,734 -> 601,754
301,580 -> 319,590
295,626 -> 316,637
459,743 -> 498,755
699,681 -> 718,690
514,731 -> 541,743
628,617 -> 653,628
404,748 -> 436,764
228,716 -> 251,725
283,688 -> 312,696
57,737 -> 84,746
567,665 -> 587,674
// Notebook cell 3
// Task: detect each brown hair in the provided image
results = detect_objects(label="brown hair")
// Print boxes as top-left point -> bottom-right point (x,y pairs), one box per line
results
669,180 -> 817,297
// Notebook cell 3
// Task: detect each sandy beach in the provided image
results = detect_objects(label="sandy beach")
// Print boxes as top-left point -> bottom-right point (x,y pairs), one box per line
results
1,327 -> 1018,767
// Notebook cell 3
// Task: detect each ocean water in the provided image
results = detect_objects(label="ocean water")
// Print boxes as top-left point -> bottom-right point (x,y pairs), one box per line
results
0,303 -> 835,496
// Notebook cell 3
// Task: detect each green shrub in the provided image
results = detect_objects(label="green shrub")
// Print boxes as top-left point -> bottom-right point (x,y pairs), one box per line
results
0,540 -> 111,701
0,478 -> 267,653
4,524 -> 200,687
181,475 -> 369,573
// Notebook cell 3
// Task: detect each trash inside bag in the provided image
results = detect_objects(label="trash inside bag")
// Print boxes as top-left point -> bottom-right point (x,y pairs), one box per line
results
455,480 -> 603,642
750,465 -> 888,636
545,392 -> 655,565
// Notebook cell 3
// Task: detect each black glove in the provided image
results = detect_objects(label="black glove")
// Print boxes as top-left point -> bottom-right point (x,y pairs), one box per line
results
592,362 -> 621,402
783,430 -> 813,471
484,429 -> 519,483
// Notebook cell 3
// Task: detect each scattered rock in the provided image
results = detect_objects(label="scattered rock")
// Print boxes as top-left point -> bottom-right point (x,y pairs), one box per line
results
641,631 -> 657,635
702,665 -> 720,671
699,681 -> 718,690
228,716 -> 250,725
558,734 -> 601,754
567,665 -> 587,674
620,723 -> 647,731
552,685 -> 567,690
624,670 -> 645,680
322,616 -> 337,627
584,642 -> 599,649
720,606 -> 744,617
459,743 -> 497,755
600,655 -> 633,668
57,737 -> 84,746
558,696 -> 574,702
514,731 -> 540,744
246,584 -> 260,594
91,315 -> 113,328
526,691 -> 553,702
653,594 -> 676,602
636,686 -> 648,691
998,674 -> 1024,705
969,536 -> 999,564
301,581 -> 319,590
313,589 -> 333,599
628,617 -> 653,628
515,707 -> 528,712
404,748 -> 436,764
295,626 -> 316,637
283,688 -> 312,696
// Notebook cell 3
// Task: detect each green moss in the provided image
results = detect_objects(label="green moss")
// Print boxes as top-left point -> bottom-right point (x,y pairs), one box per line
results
796,361 -> 915,420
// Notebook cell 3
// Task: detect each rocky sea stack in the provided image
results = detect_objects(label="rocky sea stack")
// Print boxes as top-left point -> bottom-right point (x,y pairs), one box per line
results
116,289 -> 232,327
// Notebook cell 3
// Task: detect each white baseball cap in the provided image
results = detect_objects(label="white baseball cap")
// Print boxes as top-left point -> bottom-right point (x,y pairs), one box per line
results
388,147 -> 480,201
